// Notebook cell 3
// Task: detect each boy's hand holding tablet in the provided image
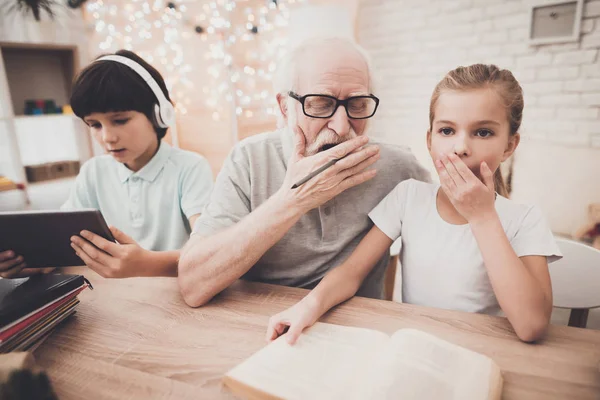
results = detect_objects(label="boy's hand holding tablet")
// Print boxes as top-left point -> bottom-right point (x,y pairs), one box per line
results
70,226 -> 169,278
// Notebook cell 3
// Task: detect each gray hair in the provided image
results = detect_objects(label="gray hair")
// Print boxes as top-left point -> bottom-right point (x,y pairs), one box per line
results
273,36 -> 376,100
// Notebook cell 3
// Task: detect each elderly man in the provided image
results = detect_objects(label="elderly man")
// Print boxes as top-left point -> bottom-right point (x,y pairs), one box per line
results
178,37 -> 429,307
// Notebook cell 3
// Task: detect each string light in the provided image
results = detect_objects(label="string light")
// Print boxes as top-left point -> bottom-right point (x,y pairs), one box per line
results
86,0 -> 193,115
85,0 -> 306,126
203,0 -> 307,125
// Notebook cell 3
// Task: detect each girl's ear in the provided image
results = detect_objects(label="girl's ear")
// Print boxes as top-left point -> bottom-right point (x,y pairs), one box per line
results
502,132 -> 520,161
426,130 -> 432,152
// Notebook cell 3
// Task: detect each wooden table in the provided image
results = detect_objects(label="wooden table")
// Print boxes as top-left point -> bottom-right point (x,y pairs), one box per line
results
34,267 -> 600,399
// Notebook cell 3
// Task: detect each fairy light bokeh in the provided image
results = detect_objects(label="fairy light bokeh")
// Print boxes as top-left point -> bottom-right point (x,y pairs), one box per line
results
85,0 -> 306,135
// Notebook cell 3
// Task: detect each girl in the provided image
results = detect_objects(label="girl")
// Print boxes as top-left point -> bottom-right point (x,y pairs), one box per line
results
266,64 -> 561,343
0,50 -> 213,279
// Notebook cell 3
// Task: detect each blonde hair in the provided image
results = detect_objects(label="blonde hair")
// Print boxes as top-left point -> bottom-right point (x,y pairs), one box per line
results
429,64 -> 523,197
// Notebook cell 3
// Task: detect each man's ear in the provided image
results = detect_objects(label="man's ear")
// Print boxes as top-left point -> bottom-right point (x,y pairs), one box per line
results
502,132 -> 520,161
426,130 -> 432,152
276,93 -> 288,120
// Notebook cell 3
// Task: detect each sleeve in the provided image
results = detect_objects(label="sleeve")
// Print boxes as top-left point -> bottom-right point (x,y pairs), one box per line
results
179,156 -> 214,219
511,205 -> 562,264
368,179 -> 412,241
60,161 -> 97,210
192,145 -> 251,236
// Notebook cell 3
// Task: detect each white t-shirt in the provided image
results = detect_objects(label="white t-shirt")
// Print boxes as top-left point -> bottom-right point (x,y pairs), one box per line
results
368,179 -> 562,315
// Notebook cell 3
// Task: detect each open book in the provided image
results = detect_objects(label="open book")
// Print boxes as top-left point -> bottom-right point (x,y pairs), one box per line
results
223,322 -> 502,400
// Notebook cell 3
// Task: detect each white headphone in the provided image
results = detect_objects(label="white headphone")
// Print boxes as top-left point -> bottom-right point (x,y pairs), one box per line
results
96,55 -> 176,129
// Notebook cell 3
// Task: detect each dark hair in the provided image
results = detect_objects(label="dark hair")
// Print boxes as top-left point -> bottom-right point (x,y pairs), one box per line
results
70,49 -> 172,140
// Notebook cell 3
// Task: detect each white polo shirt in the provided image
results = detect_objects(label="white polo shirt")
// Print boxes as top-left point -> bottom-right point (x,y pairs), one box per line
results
62,142 -> 213,251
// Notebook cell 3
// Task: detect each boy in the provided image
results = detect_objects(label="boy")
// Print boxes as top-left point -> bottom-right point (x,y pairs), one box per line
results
0,50 -> 213,279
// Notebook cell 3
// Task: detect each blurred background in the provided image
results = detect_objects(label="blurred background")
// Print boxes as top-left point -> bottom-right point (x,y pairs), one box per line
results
1,0 -> 599,237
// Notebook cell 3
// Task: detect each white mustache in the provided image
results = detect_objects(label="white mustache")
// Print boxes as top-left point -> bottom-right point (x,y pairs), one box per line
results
304,127 -> 357,156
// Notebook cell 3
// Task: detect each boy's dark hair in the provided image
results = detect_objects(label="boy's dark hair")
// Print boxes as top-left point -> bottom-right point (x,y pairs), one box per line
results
70,49 -> 172,140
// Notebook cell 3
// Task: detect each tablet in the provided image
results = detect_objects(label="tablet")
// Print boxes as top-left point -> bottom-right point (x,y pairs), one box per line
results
0,209 -> 115,268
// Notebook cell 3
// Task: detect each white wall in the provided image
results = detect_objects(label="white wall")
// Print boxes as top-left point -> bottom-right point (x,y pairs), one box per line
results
358,0 -> 600,235
288,1 -> 358,46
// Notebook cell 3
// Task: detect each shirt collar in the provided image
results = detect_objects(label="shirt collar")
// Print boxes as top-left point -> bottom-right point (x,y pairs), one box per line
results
117,141 -> 172,183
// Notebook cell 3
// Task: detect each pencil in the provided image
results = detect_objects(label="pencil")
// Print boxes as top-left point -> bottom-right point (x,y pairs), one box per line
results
291,158 -> 340,189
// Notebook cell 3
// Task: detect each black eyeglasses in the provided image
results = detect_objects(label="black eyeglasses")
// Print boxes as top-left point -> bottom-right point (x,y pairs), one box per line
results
288,91 -> 380,119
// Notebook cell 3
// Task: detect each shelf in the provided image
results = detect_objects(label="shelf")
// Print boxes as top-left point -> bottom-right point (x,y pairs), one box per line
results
1,45 -> 76,116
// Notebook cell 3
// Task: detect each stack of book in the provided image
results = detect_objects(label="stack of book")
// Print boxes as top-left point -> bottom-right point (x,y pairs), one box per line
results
0,274 -> 90,353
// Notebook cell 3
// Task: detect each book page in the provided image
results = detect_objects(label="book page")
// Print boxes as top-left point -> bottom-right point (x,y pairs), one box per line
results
352,329 -> 502,400
224,322 -> 389,400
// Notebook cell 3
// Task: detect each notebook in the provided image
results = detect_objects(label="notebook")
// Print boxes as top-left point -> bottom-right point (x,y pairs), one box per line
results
0,274 -> 88,327
0,286 -> 86,343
